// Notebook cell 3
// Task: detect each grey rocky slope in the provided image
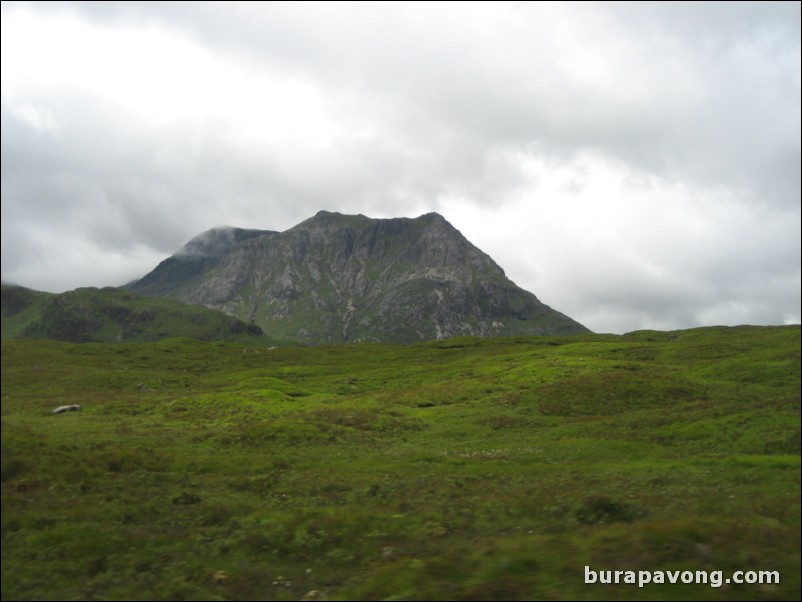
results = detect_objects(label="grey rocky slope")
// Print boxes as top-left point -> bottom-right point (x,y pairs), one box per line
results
128,211 -> 589,343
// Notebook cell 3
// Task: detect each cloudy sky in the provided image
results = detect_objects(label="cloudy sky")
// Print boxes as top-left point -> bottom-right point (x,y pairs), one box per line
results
1,1 -> 799,333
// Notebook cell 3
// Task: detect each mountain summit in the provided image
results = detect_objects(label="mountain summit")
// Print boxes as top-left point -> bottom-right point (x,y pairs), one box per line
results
128,211 -> 589,343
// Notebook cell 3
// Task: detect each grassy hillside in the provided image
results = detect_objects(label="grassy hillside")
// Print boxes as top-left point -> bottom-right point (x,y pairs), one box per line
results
1,285 -> 276,345
1,326 -> 799,600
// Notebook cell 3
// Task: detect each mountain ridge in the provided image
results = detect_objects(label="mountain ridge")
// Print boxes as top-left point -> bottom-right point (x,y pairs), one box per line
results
127,211 -> 589,344
1,284 -> 273,344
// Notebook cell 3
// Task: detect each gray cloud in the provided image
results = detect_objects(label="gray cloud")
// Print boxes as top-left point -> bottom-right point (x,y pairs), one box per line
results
1,1 -> 799,332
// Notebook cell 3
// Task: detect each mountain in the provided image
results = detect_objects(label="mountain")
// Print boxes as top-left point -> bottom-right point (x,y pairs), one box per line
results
127,211 -> 590,343
1,284 -> 270,344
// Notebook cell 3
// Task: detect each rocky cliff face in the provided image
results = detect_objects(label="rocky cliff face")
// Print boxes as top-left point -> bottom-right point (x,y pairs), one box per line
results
128,211 -> 589,343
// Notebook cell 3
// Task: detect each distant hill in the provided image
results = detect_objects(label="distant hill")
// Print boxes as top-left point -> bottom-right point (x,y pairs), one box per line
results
1,284 -> 273,344
127,211 -> 589,343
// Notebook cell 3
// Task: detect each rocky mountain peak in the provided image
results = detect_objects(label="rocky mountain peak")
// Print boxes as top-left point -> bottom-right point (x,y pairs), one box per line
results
128,212 -> 588,343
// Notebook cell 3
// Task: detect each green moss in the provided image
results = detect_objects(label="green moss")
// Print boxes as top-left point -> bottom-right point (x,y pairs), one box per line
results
1,325 -> 800,600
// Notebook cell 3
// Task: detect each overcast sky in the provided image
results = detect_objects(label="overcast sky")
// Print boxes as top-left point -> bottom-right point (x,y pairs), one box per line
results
2,1 -> 799,333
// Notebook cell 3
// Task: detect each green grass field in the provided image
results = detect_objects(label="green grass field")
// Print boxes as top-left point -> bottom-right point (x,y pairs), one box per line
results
2,326 -> 800,600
